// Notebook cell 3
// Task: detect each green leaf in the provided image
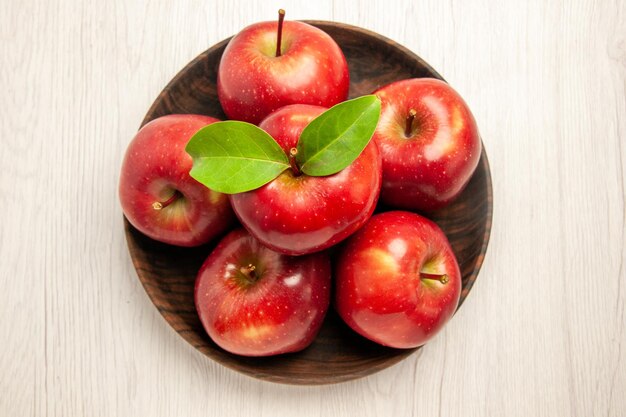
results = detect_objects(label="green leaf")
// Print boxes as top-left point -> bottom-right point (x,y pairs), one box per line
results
185,121 -> 290,194
296,95 -> 381,176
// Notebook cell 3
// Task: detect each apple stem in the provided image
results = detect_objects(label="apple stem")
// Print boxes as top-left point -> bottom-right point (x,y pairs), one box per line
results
288,147 -> 302,176
420,272 -> 449,284
152,190 -> 182,210
240,264 -> 257,281
405,108 -> 417,137
275,9 -> 286,57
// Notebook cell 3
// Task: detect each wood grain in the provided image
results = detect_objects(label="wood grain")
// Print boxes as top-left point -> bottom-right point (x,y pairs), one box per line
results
0,0 -> 624,415
126,22 -> 492,384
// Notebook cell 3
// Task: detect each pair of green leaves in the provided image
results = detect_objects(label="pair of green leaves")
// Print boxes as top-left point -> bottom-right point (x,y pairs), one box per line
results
186,95 -> 381,194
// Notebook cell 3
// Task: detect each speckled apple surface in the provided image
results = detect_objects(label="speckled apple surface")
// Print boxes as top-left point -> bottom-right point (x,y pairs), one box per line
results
123,21 -> 492,385
119,114 -> 235,247
217,20 -> 350,124
230,104 -> 382,256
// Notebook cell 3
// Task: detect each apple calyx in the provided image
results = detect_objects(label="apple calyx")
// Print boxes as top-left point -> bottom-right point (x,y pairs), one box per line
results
405,108 -> 417,137
275,9 -> 286,57
152,190 -> 182,210
420,272 -> 449,284
239,263 -> 258,282
288,147 -> 302,176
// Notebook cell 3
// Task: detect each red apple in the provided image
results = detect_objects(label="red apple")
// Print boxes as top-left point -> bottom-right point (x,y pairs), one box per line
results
335,211 -> 461,348
372,78 -> 481,211
218,10 -> 349,125
195,228 -> 331,356
119,114 -> 235,247
229,104 -> 382,256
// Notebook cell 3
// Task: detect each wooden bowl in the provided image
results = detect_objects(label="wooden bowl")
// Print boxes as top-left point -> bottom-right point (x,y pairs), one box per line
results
124,21 -> 493,385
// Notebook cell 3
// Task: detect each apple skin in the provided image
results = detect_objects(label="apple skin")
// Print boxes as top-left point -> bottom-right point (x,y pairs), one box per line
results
229,104 -> 382,256
334,211 -> 461,349
217,20 -> 349,125
119,114 -> 235,247
372,78 -> 481,211
195,228 -> 331,357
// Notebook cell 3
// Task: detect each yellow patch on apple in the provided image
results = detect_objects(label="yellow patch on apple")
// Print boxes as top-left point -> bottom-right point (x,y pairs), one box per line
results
240,323 -> 274,340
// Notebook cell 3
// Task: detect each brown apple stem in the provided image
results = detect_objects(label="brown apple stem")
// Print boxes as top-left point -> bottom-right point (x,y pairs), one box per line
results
289,147 -> 302,176
405,108 -> 417,137
240,264 -> 257,281
275,9 -> 286,57
152,190 -> 182,210
420,272 -> 449,284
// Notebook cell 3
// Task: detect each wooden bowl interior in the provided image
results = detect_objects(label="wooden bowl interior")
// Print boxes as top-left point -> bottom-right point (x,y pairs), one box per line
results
125,21 -> 493,385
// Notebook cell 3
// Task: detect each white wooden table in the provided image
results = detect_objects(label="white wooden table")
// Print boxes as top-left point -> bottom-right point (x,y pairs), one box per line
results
2,0 -> 624,415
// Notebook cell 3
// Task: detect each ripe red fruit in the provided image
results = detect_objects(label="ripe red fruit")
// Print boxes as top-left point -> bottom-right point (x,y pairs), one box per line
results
229,104 -> 382,255
218,12 -> 349,125
335,211 -> 461,348
373,78 -> 481,211
195,228 -> 331,356
119,114 -> 234,247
